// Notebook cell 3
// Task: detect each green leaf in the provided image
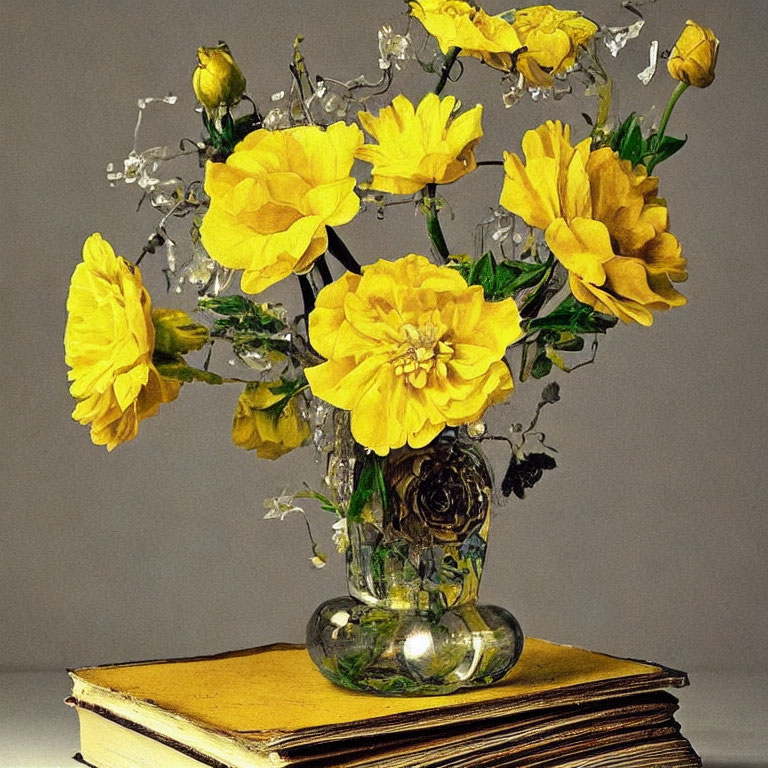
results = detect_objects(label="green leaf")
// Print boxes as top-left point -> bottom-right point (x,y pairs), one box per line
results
199,295 -> 285,333
295,488 -> 343,517
610,113 -> 648,167
545,346 -> 569,372
647,134 -> 688,167
256,377 -> 307,422
612,113 -> 639,148
153,356 -> 223,385
622,124 -> 645,165
458,252 -> 552,301
268,376 -> 307,398
609,112 -> 634,152
467,252 -> 497,297
527,295 -> 618,335
347,455 -> 387,523
199,295 -> 290,362
531,352 -> 553,379
552,333 -> 585,352
495,260 -> 550,296
199,295 -> 251,316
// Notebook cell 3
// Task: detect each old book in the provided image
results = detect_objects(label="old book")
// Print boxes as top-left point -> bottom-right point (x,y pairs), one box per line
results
67,637 -> 701,768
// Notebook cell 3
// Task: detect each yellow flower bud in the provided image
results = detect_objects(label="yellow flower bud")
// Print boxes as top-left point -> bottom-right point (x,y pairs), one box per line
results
232,384 -> 310,460
667,20 -> 719,88
152,308 -> 209,356
192,43 -> 246,113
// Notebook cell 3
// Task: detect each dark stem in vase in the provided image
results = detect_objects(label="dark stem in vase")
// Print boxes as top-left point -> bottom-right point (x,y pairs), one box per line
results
315,253 -> 333,286
326,226 -> 362,275
297,273 -> 316,321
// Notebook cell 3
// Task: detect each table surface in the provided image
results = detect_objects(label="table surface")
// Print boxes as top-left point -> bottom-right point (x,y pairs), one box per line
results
1,668 -> 766,767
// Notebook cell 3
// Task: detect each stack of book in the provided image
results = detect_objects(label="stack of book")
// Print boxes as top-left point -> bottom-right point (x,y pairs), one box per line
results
67,637 -> 700,767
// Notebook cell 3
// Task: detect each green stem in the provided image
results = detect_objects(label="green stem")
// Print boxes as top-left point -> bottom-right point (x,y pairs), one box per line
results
434,47 -> 461,96
424,183 -> 450,262
519,338 -> 536,382
422,47 -> 461,261
647,82 -> 688,174
593,77 -> 613,140
520,257 -> 557,319
584,43 -> 612,143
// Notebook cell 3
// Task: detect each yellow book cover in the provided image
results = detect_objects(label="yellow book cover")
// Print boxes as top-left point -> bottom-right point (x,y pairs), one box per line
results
67,638 -> 699,768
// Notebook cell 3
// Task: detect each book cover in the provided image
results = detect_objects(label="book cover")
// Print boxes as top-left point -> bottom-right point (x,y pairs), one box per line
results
67,638 -> 699,768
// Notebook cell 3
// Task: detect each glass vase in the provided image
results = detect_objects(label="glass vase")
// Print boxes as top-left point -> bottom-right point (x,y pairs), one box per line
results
306,426 -> 524,696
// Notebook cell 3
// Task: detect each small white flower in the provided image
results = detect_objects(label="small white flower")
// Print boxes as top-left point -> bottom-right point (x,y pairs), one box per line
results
330,611 -> 349,628
332,517 -> 349,553
263,492 -> 305,521
637,40 -> 659,85
603,20 -> 645,58
311,554 -> 327,569
330,610 -> 349,639
378,25 -> 413,71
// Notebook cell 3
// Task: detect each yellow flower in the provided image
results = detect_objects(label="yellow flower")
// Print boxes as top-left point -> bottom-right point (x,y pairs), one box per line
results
409,0 -> 523,71
356,93 -> 483,195
667,20 -> 719,88
192,44 -> 246,114
201,122 -> 364,294
232,384 -> 310,460
304,255 -> 522,456
511,5 -> 598,88
500,121 -> 687,326
64,234 -> 180,451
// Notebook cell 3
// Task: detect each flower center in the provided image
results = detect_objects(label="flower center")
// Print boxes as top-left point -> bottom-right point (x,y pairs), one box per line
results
391,323 -> 453,389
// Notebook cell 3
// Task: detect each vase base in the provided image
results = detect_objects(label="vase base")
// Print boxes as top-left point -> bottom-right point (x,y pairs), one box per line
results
306,596 -> 524,696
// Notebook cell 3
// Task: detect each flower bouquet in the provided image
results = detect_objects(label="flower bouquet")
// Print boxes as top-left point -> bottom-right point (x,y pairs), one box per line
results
64,2 -> 718,695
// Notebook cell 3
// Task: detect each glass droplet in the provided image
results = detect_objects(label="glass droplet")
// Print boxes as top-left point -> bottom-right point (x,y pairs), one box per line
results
603,19 -> 645,57
637,40 -> 659,85
263,107 -> 291,131
528,87 -> 551,103
320,92 -> 344,115
467,421 -> 487,438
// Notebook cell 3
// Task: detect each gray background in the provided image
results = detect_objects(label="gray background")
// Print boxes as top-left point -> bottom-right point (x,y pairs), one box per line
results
1,0 -> 766,740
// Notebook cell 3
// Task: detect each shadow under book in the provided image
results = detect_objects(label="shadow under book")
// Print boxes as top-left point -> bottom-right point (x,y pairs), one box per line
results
66,637 -> 701,768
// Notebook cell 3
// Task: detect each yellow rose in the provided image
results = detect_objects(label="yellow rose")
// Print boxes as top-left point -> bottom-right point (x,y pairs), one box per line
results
409,0 -> 523,72
232,384 -> 310,460
667,20 -> 719,88
304,255 -> 522,456
201,122 -> 364,294
192,44 -> 247,114
511,5 -> 598,88
356,93 -> 483,195
64,234 -> 180,451
500,121 -> 687,326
